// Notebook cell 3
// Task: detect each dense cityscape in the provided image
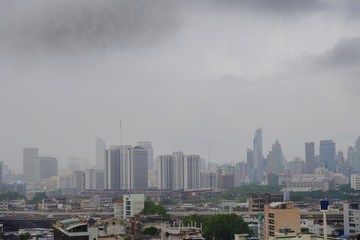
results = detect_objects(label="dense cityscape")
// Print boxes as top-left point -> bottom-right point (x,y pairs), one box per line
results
0,130 -> 360,239
1,1 -> 360,240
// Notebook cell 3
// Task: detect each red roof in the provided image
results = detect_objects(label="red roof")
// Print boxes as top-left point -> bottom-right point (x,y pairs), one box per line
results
115,200 -> 123,204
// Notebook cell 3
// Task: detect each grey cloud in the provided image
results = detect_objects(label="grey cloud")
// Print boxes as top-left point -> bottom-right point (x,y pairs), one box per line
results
0,0 -> 180,54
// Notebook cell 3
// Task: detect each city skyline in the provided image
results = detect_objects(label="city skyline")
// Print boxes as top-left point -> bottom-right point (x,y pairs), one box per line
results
1,1 -> 360,172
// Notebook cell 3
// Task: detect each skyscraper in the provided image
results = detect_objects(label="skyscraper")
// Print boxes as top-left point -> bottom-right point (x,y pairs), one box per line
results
157,155 -> 174,189
23,148 -> 39,181
346,136 -> 360,173
253,128 -> 264,169
96,137 -> 106,170
34,156 -> 58,183
305,142 -> 316,174
247,149 -> 254,170
320,140 -> 336,172
267,140 -> 284,174
137,141 -> 154,170
104,145 -> 148,190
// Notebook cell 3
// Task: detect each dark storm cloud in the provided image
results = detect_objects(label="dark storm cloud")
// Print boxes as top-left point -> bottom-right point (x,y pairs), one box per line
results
0,0 -> 180,54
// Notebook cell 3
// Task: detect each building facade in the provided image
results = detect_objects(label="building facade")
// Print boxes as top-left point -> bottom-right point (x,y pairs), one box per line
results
305,142 -> 316,174
320,140 -> 336,172
95,137 -> 106,170
344,202 -> 360,235
267,140 -> 284,175
23,147 -> 39,181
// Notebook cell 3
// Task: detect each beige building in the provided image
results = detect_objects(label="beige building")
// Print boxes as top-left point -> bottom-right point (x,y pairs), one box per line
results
264,202 -> 300,239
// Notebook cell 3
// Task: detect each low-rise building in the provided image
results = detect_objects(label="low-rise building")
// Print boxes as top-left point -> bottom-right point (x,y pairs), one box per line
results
248,193 -> 283,212
344,201 -> 360,235
0,201 -> 8,212
264,202 -> 300,239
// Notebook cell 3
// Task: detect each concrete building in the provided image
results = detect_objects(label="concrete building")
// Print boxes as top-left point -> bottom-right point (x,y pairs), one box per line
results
253,128 -> 264,170
71,171 -> 85,193
105,145 -> 148,190
344,202 -> 360,235
123,194 -> 144,219
23,147 -> 39,181
92,195 -> 112,207
347,136 -> 360,173
248,193 -> 283,212
305,142 -> 316,174
264,202 -> 300,239
34,156 -> 58,183
287,158 -> 306,175
200,170 -> 217,188
350,174 -> 360,190
286,176 -> 335,191
320,140 -> 336,172
157,152 -> 200,190
267,140 -> 284,175
137,141 -> 154,170
114,200 -> 124,219
95,137 -> 106,170
53,218 -> 98,240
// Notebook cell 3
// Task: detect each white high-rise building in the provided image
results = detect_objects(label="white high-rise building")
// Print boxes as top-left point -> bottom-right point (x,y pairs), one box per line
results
96,137 -> 106,170
104,145 -> 148,190
157,152 -> 200,190
350,174 -> 360,190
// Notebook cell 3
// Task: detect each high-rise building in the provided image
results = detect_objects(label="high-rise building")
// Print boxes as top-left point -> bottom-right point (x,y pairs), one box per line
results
305,142 -> 316,174
200,170 -> 217,188
157,152 -> 200,190
346,136 -> 360,173
287,158 -> 305,175
0,161 -> 3,185
104,145 -> 148,190
253,128 -> 264,170
23,148 -> 39,181
247,149 -> 254,170
96,137 -> 106,170
320,140 -> 336,172
34,156 -> 58,183
137,141 -> 153,170
71,170 -> 85,193
267,140 -> 284,175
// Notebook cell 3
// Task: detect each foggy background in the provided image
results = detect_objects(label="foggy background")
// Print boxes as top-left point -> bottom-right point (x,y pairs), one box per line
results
1,0 -> 360,172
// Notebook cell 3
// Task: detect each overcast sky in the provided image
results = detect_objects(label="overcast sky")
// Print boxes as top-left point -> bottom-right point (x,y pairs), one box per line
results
1,0 -> 360,173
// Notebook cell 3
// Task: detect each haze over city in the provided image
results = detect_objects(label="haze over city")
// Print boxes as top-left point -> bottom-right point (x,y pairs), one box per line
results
1,0 -> 360,172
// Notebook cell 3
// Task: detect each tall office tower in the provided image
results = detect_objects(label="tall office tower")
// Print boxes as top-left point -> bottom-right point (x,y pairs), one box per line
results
346,136 -> 360,173
34,156 -> 58,183
157,155 -> 174,189
253,128 -> 264,169
133,146 -> 148,189
105,146 -> 121,190
305,142 -> 316,174
96,137 -> 106,170
200,170 -> 217,188
137,141 -> 153,170
104,145 -> 148,190
184,154 -> 200,190
23,147 -> 39,181
174,151 -> 185,190
320,140 -> 336,172
267,140 -> 284,174
247,149 -> 254,170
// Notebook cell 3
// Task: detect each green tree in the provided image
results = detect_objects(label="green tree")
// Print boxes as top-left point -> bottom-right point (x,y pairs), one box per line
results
159,198 -> 177,205
29,192 -> 47,209
0,191 -> 26,201
203,214 -> 251,240
141,200 -> 170,218
18,232 -> 32,240
142,227 -> 159,236
183,214 -> 208,228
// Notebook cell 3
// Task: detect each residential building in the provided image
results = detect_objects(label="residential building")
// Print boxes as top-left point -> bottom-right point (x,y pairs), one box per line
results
157,152 -> 200,190
123,194 -> 144,219
344,202 -> 360,235
287,158 -> 305,175
85,169 -> 104,190
114,200 -> 124,219
319,140 -> 336,172
264,202 -> 300,239
23,147 -> 39,181
104,145 -> 148,190
92,195 -> 112,207
71,171 -> 85,193
350,174 -> 360,190
267,140 -> 284,175
248,193 -> 283,212
96,137 -> 106,170
200,170 -> 217,188
305,142 -> 316,174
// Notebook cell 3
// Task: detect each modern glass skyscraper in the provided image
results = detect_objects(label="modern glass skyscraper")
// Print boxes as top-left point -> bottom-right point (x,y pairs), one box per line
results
253,128 -> 264,169
320,140 -> 336,172
137,141 -> 154,170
